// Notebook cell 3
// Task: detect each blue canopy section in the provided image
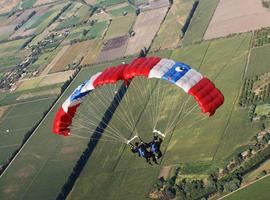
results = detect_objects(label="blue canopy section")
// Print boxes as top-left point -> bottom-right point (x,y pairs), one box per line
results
70,81 -> 91,101
162,62 -> 191,83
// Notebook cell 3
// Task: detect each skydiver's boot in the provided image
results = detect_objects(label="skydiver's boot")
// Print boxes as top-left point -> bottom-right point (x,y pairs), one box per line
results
156,151 -> 162,159
146,157 -> 153,165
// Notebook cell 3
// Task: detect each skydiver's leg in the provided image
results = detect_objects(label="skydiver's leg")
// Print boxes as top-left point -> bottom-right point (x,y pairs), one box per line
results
156,150 -> 162,159
150,153 -> 158,164
145,156 -> 152,165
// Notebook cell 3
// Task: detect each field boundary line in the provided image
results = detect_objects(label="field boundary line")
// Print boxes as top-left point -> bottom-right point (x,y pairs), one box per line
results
2,96 -> 57,108
243,31 -> 253,77
201,0 -> 220,40
0,69 -> 81,179
0,144 -> 20,149
0,105 -> 15,123
218,173 -> 270,200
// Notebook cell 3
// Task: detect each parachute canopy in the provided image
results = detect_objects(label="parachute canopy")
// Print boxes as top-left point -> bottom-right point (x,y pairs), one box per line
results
52,57 -> 224,136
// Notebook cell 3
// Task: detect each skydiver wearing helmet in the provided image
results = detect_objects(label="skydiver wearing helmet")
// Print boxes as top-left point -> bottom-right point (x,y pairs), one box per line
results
130,141 -> 158,165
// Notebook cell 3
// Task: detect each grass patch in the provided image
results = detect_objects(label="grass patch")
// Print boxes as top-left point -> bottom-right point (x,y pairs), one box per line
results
95,0 -> 126,7
56,16 -> 81,30
224,175 -> 270,200
25,10 -> 55,30
0,84 -> 62,106
68,168 -> 159,200
87,21 -> 108,38
180,162 -> 219,175
27,49 -> 60,72
20,0 -> 37,9
0,97 -> 57,165
244,158 -> 270,182
0,38 -> 29,72
246,45 -> 270,77
255,104 -> 270,116
55,4 -> 91,30
107,5 -> 136,17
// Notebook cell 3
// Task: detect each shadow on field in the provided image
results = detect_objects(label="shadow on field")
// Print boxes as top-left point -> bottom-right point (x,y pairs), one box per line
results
56,83 -> 128,200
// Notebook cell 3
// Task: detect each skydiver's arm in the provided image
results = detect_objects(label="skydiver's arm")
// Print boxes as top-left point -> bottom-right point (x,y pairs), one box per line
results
131,146 -> 137,153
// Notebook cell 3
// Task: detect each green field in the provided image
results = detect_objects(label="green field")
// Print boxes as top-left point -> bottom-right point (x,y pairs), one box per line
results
24,11 -> 54,30
26,49 -> 60,72
151,0 -> 194,51
0,84 -> 62,106
244,159 -> 270,182
95,0 -> 126,7
0,97 -> 57,165
55,3 -> 91,30
107,5 -> 136,17
255,104 -> 270,116
20,0 -> 37,9
182,0 -> 219,46
0,39 -> 29,72
246,45 -> 270,78
86,21 -> 108,38
105,14 -> 136,39
26,9 -> 60,34
224,175 -> 270,200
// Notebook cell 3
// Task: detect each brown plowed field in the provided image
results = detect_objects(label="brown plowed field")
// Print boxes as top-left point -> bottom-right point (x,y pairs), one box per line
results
124,7 -> 168,56
96,35 -> 128,62
204,0 -> 270,40
0,0 -> 20,14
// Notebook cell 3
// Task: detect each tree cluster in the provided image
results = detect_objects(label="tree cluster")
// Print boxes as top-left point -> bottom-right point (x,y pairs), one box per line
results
262,0 -> 270,9
238,77 -> 270,108
14,11 -> 36,31
252,27 -> 270,47
150,135 -> 270,199
47,3 -> 72,28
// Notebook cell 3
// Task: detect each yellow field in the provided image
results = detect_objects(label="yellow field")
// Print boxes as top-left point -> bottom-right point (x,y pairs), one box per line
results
40,45 -> 69,75
0,0 -> 20,14
80,39 -> 103,65
16,88 -> 60,100
34,0 -> 57,6
244,159 -> 270,182
16,70 -> 75,91
49,40 -> 94,73
0,105 -> 11,119
85,0 -> 98,5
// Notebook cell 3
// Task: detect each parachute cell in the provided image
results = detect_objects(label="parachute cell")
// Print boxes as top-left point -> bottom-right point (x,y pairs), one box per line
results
52,57 -> 224,136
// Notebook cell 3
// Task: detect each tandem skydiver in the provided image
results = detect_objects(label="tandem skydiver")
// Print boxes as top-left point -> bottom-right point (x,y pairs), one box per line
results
148,135 -> 163,159
130,140 -> 158,165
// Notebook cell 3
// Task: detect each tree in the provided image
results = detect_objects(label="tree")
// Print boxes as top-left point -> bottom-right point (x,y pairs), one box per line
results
260,122 -> 266,130
82,29 -> 88,36
135,8 -> 140,16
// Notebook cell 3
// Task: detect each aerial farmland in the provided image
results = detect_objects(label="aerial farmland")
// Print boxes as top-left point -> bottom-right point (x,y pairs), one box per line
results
0,0 -> 270,200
